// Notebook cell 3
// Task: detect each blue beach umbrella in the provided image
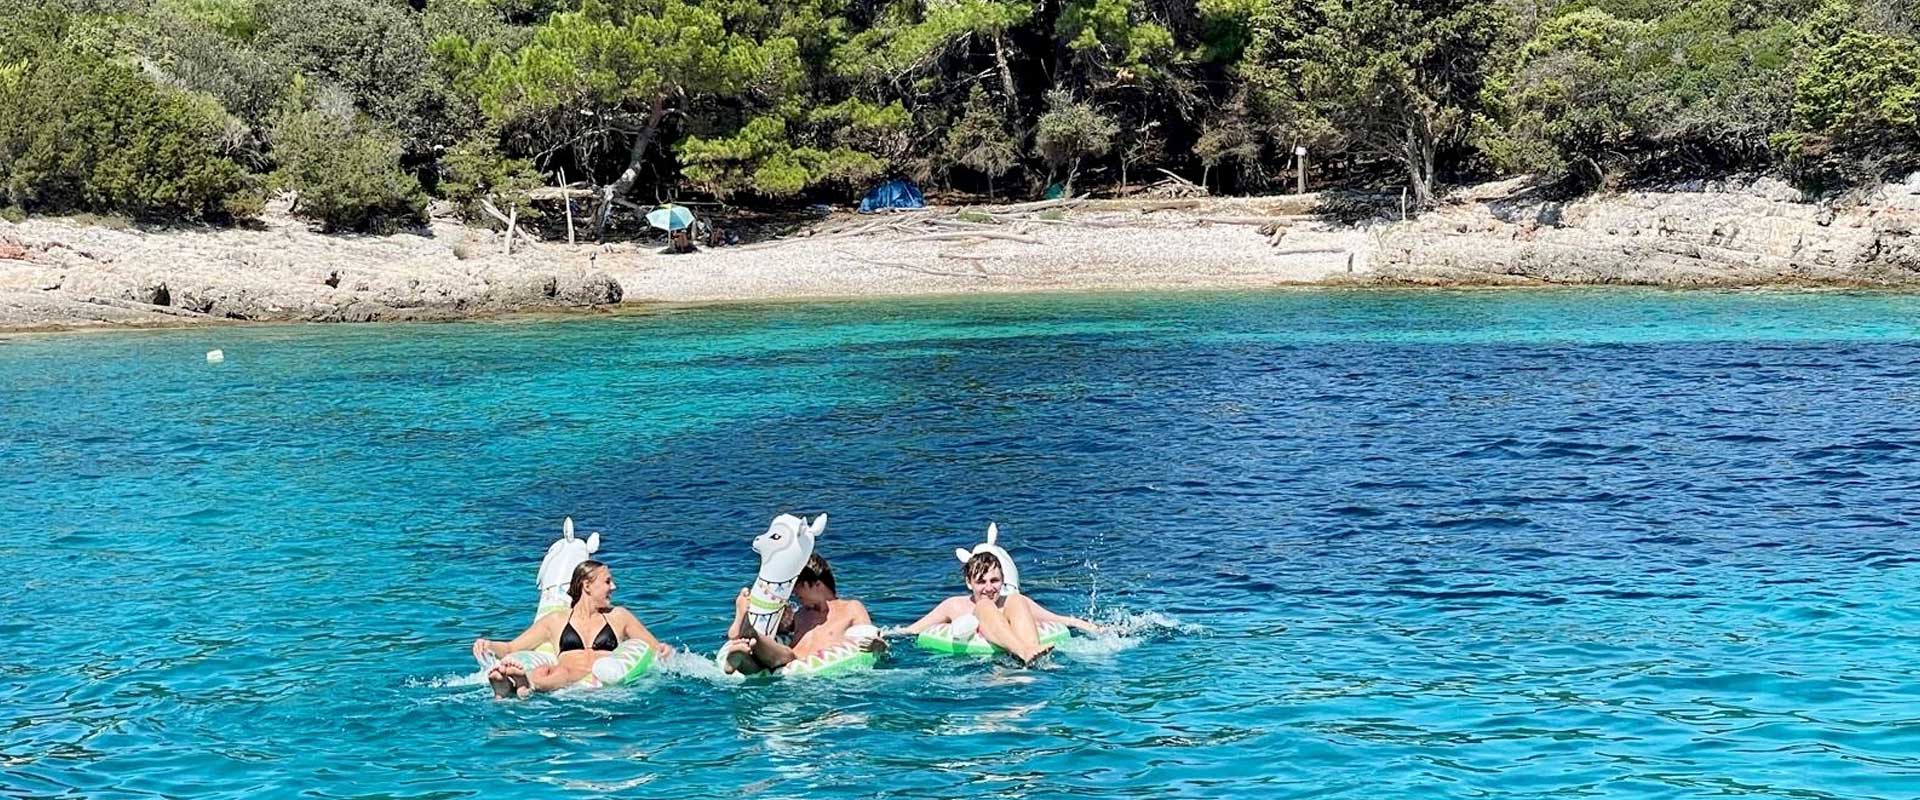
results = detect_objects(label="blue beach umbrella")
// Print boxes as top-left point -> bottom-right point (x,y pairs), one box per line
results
645,204 -> 695,231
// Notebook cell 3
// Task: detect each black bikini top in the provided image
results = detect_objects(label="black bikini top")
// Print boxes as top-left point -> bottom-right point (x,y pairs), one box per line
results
559,616 -> 619,652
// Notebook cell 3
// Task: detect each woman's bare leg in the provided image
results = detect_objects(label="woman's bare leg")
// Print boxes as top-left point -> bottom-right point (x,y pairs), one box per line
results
974,597 -> 1043,662
529,654 -> 596,691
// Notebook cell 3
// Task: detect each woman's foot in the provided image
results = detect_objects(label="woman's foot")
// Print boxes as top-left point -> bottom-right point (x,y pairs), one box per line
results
487,661 -> 530,699
486,668 -> 515,699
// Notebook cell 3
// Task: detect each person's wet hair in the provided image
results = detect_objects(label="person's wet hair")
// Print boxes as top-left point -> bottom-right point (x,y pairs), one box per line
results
963,552 -> 1001,584
798,553 -> 836,596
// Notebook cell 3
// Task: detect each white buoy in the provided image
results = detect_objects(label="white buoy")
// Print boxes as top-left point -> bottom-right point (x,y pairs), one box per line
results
205,349 -> 225,363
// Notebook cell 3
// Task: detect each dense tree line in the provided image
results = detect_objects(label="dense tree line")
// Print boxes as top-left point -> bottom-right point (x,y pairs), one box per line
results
3,0 -> 1919,231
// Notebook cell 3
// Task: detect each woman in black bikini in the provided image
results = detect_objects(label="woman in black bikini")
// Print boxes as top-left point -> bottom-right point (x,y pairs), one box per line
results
472,560 -> 670,698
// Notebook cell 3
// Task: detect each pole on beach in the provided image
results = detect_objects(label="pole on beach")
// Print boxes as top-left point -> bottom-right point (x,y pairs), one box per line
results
560,168 -> 576,246
1295,146 -> 1308,194
505,204 -> 517,255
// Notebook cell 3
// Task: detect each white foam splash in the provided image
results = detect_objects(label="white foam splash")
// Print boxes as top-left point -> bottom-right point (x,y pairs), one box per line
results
654,648 -> 746,684
426,669 -> 492,689
1097,609 -> 1209,637
1053,608 -> 1206,658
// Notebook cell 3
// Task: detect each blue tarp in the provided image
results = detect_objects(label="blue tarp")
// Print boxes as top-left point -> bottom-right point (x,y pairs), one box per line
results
857,178 -> 926,213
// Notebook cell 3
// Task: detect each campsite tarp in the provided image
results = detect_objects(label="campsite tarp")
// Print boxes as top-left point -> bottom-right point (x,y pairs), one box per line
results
858,178 -> 926,213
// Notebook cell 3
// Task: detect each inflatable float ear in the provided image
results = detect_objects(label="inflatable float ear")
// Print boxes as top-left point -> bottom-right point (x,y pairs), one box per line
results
986,522 -> 999,545
955,548 -> 971,564
585,530 -> 601,554
563,517 -> 575,541
806,513 -> 827,538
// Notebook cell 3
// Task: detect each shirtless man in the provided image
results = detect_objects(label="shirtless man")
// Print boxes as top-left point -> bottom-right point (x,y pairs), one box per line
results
720,553 -> 878,674
904,552 -> 1101,665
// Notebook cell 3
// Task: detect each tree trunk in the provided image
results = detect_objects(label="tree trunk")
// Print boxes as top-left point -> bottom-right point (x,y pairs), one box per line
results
991,33 -> 1019,118
594,93 -> 669,241
1402,118 -> 1437,209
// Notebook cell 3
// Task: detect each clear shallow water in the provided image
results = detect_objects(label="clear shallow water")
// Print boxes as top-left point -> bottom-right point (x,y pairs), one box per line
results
4,289 -> 1920,799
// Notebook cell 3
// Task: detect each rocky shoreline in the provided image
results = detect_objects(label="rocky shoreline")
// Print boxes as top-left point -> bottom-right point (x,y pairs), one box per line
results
5,177 -> 1920,333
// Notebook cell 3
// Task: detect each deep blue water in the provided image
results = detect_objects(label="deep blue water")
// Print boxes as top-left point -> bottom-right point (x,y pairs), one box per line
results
4,289 -> 1920,799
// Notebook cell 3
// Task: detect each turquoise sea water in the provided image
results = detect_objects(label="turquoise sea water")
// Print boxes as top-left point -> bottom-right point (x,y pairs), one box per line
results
4,289 -> 1920,799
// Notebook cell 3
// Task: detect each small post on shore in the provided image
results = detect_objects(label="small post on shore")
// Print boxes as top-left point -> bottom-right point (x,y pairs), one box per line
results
1295,146 -> 1308,194
559,168 -> 576,246
504,204 -> 517,255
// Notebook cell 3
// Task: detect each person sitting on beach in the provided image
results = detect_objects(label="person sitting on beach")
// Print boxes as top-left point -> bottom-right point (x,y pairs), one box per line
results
472,560 -> 671,698
904,552 -> 1102,665
720,553 -> 878,674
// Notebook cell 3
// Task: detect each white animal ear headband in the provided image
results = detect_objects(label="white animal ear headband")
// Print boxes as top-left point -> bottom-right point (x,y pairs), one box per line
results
954,522 -> 1021,595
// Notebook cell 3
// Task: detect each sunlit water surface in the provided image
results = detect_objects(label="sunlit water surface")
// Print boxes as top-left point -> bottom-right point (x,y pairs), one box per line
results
4,290 -> 1920,798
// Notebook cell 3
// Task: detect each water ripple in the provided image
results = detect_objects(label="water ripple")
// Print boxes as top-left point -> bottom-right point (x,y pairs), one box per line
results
3,291 -> 1920,798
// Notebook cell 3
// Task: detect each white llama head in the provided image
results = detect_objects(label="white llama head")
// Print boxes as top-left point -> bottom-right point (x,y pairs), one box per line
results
744,512 -> 825,638
755,512 -> 824,585
536,517 -> 600,615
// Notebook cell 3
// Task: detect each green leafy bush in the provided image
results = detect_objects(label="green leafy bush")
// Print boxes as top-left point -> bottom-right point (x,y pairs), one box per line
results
942,87 -> 1020,195
270,87 -> 427,233
439,137 -> 545,224
0,48 -> 259,220
257,0 -> 467,156
1034,90 -> 1117,193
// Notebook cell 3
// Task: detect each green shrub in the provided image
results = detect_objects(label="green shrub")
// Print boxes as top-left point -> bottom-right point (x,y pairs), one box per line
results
257,0 -> 467,156
438,137 -> 544,225
153,11 -> 289,133
1034,90 -> 1117,193
0,48 -> 259,221
271,89 -> 427,233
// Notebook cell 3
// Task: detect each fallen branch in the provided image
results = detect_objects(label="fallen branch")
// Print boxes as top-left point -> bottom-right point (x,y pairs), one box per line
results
925,218 -> 1003,230
1197,215 -> 1316,227
736,220 -> 887,251
983,197 -> 1083,214
480,199 -> 542,247
836,249 -> 989,279
989,214 -> 1070,225
1270,247 -> 1347,256
1155,168 -> 1199,187
900,231 -> 1042,245
1135,199 -> 1206,212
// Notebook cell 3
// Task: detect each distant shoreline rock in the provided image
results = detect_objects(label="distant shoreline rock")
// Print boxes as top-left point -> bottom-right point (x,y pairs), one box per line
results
5,179 -> 1919,333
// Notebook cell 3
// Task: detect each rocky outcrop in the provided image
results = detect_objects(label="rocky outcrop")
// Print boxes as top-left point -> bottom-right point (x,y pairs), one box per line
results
0,215 -> 626,330
1368,177 -> 1920,286
7,178 -> 1920,333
